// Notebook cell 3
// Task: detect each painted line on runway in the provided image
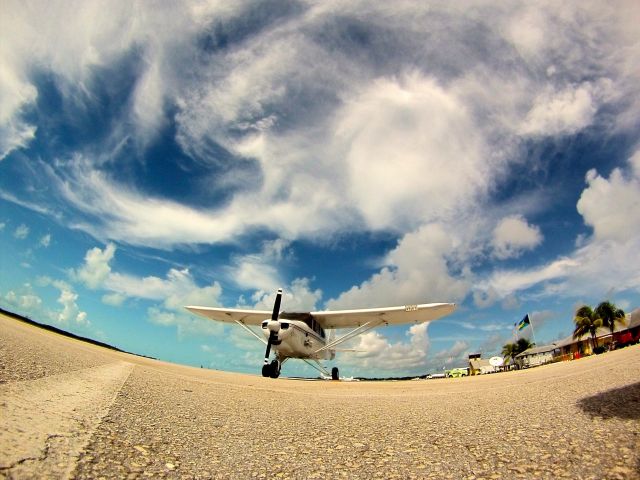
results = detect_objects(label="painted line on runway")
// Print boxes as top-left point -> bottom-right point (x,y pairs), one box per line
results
0,361 -> 134,479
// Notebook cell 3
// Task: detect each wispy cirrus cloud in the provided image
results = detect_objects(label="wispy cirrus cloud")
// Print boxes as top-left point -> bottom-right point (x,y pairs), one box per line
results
4,1 -> 637,252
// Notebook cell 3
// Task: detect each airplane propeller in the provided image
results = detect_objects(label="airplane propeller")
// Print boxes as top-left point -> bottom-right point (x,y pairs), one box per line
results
262,288 -> 283,377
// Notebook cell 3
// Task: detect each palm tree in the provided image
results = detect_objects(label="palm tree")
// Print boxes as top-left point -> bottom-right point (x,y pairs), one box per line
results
502,338 -> 534,365
516,337 -> 534,353
573,305 -> 603,351
595,301 -> 626,341
502,342 -> 518,363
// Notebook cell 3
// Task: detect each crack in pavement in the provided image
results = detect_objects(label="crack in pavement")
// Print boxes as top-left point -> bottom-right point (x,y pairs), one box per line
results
0,361 -> 134,479
0,434 -> 64,473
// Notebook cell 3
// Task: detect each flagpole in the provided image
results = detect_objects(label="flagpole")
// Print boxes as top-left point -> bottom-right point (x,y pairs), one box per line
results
528,313 -> 537,346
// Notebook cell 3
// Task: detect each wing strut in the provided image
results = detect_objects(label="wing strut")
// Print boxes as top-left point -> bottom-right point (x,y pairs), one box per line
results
301,358 -> 331,377
312,319 -> 384,354
234,320 -> 268,346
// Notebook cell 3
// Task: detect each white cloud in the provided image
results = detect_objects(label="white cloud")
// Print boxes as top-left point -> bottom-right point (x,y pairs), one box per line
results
0,60 -> 38,159
2,282 -> 90,332
577,151 -> 640,242
68,242 -> 309,340
232,257 -> 282,291
483,234 -> 640,302
4,2 -> 638,255
479,152 -> 640,300
518,84 -> 597,137
261,238 -> 291,262
335,73 -> 492,231
73,243 -> 223,311
0,118 -> 36,161
480,257 -> 578,297
226,240 -> 291,292
4,287 -> 42,312
327,223 -> 471,309
38,234 -> 51,248
35,277 -> 89,327
44,158 -> 249,247
101,292 -> 126,306
36,154 -> 351,248
57,285 -> 88,326
431,340 -> 470,368
7,23 -> 461,247
504,8 -> 547,60
131,50 -> 166,147
108,268 -> 223,312
13,223 -> 29,239
491,215 -> 543,259
0,0 -> 237,157
342,322 -> 432,374
74,243 -> 116,288
460,321 -> 511,333
249,277 -> 322,312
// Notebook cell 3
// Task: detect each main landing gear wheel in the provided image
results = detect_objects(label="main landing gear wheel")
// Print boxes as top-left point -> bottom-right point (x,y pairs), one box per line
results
269,360 -> 280,379
262,360 -> 281,378
331,367 -> 339,381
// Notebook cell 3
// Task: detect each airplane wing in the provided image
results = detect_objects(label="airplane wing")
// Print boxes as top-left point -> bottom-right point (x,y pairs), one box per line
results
185,306 -> 271,326
308,302 -> 456,329
186,302 -> 456,329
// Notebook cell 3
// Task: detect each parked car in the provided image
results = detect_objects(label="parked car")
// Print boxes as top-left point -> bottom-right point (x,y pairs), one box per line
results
427,373 -> 446,379
614,331 -> 640,349
446,367 -> 469,378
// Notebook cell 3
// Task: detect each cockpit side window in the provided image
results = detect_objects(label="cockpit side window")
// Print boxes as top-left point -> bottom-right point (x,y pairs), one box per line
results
304,317 -> 326,338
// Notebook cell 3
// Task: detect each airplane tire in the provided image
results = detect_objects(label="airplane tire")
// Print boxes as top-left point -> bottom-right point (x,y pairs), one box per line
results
262,364 -> 271,377
269,360 -> 280,379
331,367 -> 339,381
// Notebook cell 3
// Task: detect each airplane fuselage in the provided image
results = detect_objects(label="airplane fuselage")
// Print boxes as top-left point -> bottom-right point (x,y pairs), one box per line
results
260,318 -> 334,361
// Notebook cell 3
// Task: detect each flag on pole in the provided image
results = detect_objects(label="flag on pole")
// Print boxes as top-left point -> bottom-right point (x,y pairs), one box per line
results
518,314 -> 530,331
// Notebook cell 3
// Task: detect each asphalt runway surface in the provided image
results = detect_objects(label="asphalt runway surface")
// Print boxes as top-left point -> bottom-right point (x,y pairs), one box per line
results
1,313 -> 639,479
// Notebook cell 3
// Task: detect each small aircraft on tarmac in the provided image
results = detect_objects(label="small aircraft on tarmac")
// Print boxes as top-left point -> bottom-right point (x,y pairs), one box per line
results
186,289 -> 456,379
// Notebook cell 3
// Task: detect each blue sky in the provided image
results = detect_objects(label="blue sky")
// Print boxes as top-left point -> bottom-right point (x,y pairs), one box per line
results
1,1 -> 639,377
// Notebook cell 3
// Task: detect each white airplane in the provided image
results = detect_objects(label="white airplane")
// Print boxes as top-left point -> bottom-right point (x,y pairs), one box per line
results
186,288 -> 456,379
